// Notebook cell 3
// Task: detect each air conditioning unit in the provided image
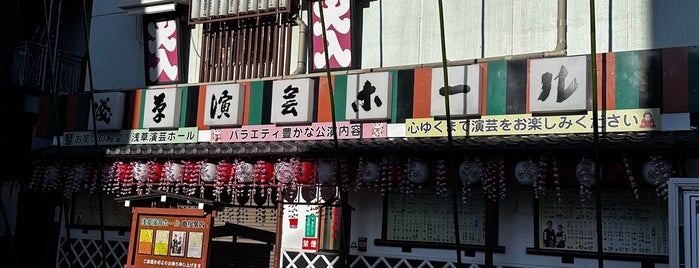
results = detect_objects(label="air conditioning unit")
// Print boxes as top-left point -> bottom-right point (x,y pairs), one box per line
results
227,0 -> 239,15
238,0 -> 248,14
247,0 -> 258,13
257,0 -> 268,11
191,0 -> 202,19
218,0 -> 228,16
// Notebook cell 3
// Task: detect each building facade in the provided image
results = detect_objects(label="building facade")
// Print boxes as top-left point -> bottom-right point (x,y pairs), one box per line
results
15,0 -> 699,267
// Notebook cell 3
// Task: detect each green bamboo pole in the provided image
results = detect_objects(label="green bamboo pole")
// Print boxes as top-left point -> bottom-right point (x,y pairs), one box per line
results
316,1 -> 350,266
437,1 -> 464,267
588,0 -> 604,267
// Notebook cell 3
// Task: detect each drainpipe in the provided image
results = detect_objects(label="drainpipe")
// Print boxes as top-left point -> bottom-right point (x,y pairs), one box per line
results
462,0 -> 566,63
477,0 -> 566,62
290,14 -> 307,75
547,0 -> 567,55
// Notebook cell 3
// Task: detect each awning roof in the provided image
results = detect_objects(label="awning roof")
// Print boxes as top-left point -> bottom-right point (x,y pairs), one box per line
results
29,130 -> 699,160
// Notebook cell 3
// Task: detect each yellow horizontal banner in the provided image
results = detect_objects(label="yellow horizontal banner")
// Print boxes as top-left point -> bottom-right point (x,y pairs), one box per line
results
405,109 -> 660,137
470,108 -> 660,136
405,118 -> 469,137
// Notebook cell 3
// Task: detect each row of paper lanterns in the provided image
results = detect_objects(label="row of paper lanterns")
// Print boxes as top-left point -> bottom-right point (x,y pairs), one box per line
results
513,159 -> 674,186
114,160 -> 335,185
111,157 -> 678,187
113,159 -> 453,185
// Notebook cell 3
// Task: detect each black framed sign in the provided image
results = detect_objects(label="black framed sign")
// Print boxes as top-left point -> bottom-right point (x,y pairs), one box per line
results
143,11 -> 186,86
71,193 -> 132,228
384,190 -> 485,245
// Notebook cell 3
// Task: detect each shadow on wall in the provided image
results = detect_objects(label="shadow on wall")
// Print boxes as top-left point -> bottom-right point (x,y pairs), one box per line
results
651,1 -> 699,49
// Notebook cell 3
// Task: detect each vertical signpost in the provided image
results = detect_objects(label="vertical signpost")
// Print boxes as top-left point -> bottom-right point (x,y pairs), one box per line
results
124,208 -> 215,268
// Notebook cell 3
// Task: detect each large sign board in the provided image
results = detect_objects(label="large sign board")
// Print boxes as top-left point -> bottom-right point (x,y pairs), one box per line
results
538,189 -> 667,254
124,208 -> 214,268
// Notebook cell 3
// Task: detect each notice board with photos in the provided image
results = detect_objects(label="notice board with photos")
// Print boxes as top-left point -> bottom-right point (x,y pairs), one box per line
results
538,189 -> 668,255
385,190 -> 485,245
124,207 -> 215,268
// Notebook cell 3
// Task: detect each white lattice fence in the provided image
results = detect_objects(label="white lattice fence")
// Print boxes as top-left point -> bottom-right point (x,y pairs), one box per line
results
281,251 -> 504,268
56,236 -> 129,268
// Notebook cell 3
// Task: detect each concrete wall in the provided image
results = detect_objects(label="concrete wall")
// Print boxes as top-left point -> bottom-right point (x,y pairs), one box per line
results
88,0 -> 699,89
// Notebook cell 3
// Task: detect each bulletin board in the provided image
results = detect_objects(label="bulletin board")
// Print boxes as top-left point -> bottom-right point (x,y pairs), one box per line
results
124,207 -> 215,268
71,193 -> 132,227
385,191 -> 485,245
538,189 -> 668,255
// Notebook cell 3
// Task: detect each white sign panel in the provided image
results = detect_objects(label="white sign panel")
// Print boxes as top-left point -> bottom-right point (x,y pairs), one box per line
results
142,88 -> 182,129
271,78 -> 315,124
204,83 -> 246,127
280,203 -> 318,251
346,72 -> 392,121
88,92 -> 126,130
430,65 -> 482,117
529,55 -> 589,113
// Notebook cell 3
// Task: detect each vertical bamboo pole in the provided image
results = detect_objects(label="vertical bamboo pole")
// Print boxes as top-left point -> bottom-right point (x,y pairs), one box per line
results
437,1 -> 464,267
317,1 -> 349,266
589,0 -> 604,267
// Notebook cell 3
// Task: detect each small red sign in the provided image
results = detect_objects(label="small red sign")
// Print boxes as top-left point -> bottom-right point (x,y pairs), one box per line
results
289,218 -> 298,229
301,237 -> 318,251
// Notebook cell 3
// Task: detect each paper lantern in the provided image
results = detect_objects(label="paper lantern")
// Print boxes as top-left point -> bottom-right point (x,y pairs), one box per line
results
235,162 -> 254,183
407,160 -> 429,184
316,161 -> 335,184
642,159 -> 672,185
132,162 -> 148,182
217,162 -> 233,183
459,160 -> 483,185
148,163 -> 164,182
165,163 -> 183,182
514,161 -> 539,186
116,163 -> 132,182
255,161 -> 275,183
200,163 -> 217,183
359,161 -> 380,182
275,162 -> 294,184
297,162 -> 315,183
181,162 -> 200,183
576,159 -> 596,186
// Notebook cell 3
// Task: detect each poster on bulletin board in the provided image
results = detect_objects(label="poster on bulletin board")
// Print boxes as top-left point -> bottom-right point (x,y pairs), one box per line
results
385,191 -> 485,245
538,189 -> 668,255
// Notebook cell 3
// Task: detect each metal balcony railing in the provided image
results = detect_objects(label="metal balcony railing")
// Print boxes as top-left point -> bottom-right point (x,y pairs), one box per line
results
12,40 -> 83,95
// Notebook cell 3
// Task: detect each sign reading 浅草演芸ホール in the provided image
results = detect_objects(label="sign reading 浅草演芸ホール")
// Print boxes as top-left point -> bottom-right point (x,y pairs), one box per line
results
60,127 -> 198,146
